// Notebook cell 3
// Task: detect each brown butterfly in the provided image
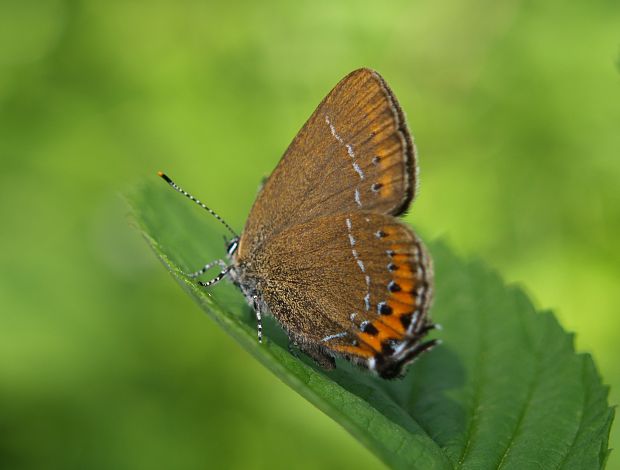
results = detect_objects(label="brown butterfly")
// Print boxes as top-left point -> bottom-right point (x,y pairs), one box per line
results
159,68 -> 438,379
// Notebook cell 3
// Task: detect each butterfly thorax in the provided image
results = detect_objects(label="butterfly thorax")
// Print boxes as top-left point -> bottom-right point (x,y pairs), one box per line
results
227,242 -> 265,310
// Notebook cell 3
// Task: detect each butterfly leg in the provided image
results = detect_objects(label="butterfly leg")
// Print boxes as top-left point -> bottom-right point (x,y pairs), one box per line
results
197,266 -> 231,288
184,259 -> 228,278
252,295 -> 263,343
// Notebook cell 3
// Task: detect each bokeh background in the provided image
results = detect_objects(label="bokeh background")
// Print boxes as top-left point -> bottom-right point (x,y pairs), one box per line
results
1,0 -> 618,468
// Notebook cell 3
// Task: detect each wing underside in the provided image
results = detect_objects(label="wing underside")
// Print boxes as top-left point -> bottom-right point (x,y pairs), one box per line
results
253,211 -> 434,378
238,68 -> 416,257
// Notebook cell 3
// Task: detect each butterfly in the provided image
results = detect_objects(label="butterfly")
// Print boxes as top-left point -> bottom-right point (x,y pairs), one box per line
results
159,68 -> 438,379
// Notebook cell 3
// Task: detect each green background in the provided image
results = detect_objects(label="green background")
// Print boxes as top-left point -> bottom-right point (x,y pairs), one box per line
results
1,0 -> 618,469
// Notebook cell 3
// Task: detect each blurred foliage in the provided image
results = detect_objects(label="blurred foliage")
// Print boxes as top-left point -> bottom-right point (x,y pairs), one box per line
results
0,0 -> 618,469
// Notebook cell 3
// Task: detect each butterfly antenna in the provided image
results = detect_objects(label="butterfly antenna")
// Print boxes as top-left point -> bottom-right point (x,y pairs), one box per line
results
157,171 -> 238,237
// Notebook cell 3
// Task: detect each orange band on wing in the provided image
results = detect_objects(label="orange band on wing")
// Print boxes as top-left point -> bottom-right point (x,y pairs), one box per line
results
332,343 -> 374,359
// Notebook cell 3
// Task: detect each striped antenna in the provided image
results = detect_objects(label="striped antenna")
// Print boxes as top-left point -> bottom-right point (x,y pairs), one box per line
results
158,171 -> 237,237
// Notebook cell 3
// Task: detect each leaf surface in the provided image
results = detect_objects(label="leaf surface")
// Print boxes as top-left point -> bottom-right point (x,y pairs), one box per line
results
127,182 -> 613,469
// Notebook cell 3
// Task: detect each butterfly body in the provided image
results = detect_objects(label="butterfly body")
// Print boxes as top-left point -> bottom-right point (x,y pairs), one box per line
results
161,68 -> 438,379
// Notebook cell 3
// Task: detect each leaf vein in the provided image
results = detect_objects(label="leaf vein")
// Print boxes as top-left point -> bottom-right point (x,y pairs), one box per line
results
494,299 -> 549,469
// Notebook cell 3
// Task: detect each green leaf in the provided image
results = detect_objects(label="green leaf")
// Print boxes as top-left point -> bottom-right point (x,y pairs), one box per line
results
127,181 -> 614,470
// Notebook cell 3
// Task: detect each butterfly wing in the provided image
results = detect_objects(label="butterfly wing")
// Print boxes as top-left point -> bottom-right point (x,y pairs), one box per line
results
249,211 -> 434,379
238,68 -> 417,258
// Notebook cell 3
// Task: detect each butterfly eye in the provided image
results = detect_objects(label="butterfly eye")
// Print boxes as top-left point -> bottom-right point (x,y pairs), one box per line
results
226,237 -> 239,256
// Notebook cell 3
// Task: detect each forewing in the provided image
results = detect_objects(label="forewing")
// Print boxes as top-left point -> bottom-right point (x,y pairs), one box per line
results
252,212 -> 432,375
238,68 -> 416,258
